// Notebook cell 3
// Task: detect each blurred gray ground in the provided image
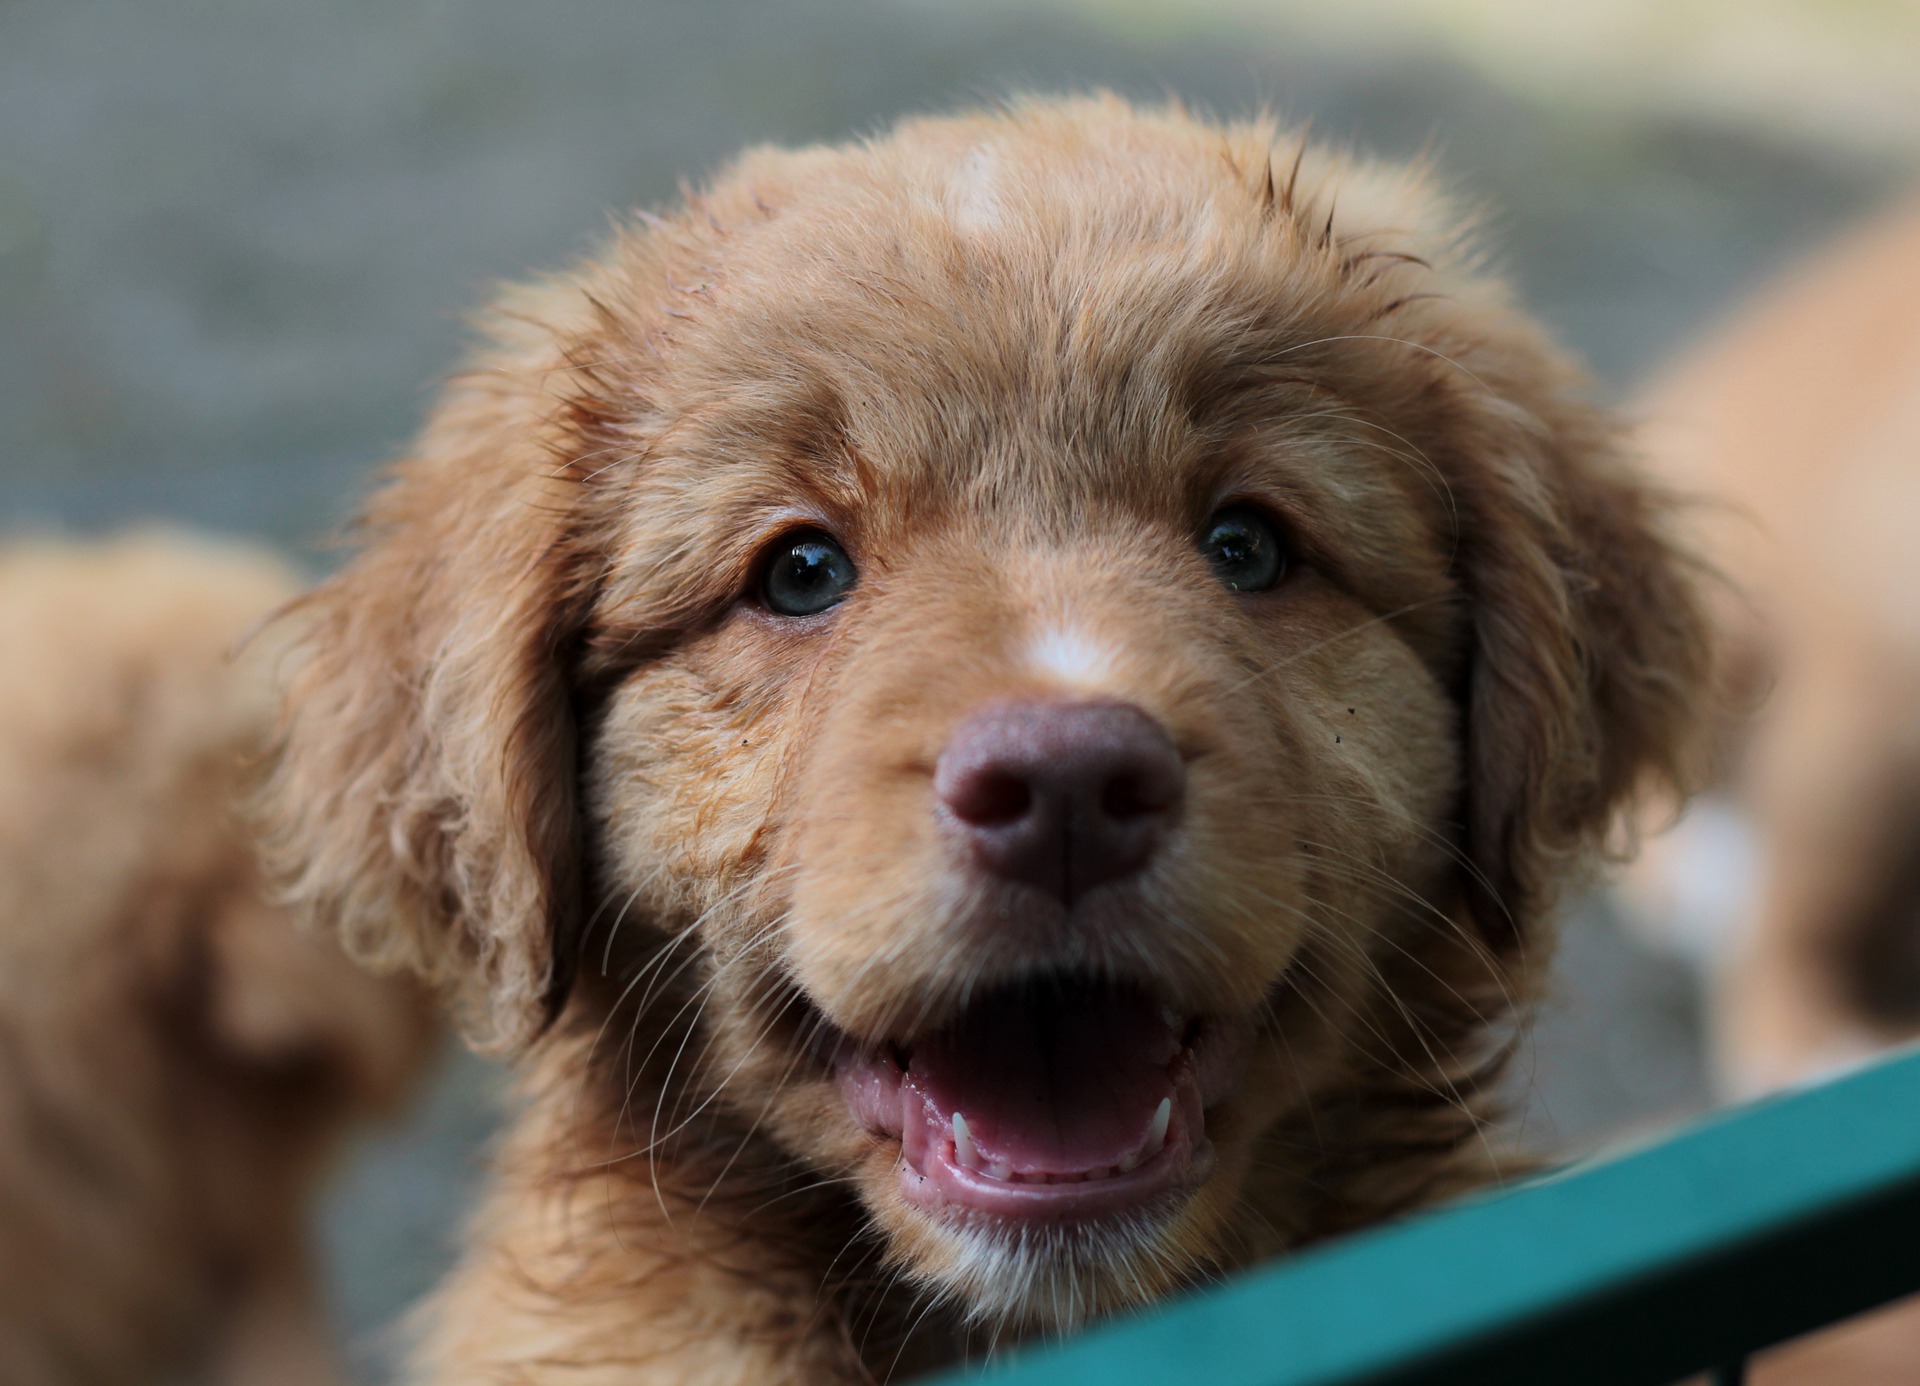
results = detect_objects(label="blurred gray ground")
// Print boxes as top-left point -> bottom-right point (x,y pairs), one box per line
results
0,1 -> 1903,1379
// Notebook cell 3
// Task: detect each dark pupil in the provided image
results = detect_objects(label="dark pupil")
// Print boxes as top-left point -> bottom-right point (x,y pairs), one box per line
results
1204,510 -> 1283,591
1214,525 -> 1257,569
767,537 -> 853,615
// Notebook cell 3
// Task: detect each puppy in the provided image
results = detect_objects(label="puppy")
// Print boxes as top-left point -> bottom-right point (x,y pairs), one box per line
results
1624,199 -> 1920,1384
0,532 -> 435,1386
1630,197 -> 1920,1095
266,96 -> 1709,1382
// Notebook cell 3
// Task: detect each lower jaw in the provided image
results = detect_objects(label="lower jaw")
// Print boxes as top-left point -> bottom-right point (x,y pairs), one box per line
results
891,1082 -> 1216,1227
885,1161 -> 1226,1337
898,1135 -> 1215,1226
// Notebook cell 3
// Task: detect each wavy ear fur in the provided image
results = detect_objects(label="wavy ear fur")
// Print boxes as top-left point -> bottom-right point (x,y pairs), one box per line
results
1450,363 -> 1711,948
265,300 -> 601,1053
1251,146 -> 1713,954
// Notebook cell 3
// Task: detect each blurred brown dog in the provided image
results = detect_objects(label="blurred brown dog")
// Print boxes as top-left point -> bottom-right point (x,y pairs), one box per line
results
0,532 -> 435,1386
1627,198 -> 1920,1383
1632,198 -> 1920,1096
267,96 -> 1709,1382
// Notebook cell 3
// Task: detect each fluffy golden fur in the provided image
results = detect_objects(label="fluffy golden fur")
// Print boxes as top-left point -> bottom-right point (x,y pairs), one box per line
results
266,97 -> 1709,1382
1625,197 -> 1920,1384
0,532 -> 435,1386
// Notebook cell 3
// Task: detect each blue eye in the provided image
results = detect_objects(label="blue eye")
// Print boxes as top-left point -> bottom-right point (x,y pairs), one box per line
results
1199,505 -> 1286,592
761,531 -> 857,616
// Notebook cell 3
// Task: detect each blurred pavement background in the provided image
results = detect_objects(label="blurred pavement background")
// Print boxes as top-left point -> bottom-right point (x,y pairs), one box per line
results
2,1 -> 1914,1378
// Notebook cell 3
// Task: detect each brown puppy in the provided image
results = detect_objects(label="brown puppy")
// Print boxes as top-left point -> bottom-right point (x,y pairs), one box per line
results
1625,198 -> 1920,1384
266,97 -> 1708,1382
1631,198 -> 1920,1097
0,532 -> 435,1386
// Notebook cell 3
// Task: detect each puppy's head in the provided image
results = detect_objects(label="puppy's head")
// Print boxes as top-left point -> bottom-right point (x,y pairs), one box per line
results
269,98 -> 1706,1330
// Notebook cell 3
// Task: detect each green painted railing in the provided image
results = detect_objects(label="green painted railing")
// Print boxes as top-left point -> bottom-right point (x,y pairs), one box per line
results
933,1044 -> 1920,1386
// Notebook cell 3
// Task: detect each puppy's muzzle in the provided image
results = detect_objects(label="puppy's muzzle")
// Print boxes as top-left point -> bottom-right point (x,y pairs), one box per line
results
831,707 -> 1260,1231
934,699 -> 1184,906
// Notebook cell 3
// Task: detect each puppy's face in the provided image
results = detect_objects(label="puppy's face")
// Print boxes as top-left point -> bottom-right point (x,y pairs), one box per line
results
271,100 -> 1707,1338
580,217 -> 1472,1318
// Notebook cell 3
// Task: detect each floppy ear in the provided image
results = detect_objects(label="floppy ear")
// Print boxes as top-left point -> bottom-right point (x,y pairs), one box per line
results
1452,377 -> 1712,949
265,302 -> 606,1053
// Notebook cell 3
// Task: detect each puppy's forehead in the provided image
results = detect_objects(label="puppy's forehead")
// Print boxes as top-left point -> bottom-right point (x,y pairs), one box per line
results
628,120 -> 1429,504
660,224 -> 1217,503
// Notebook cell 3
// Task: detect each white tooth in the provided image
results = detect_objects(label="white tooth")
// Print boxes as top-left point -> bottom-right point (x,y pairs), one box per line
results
1117,1152 -> 1140,1174
986,1159 -> 1012,1181
952,1112 -> 979,1170
1146,1098 -> 1172,1156
1160,1005 -> 1181,1030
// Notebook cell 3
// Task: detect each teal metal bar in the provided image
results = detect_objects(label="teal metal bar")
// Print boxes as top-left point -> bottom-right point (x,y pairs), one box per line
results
929,1045 -> 1920,1386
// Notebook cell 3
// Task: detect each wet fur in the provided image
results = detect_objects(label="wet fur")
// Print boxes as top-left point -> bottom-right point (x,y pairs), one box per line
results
265,97 -> 1708,1383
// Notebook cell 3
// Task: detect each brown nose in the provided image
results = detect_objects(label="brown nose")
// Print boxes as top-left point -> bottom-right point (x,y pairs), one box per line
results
934,700 -> 1184,905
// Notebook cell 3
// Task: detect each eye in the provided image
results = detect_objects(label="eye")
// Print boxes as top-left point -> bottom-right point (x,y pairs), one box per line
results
761,530 -> 858,617
1199,504 -> 1287,592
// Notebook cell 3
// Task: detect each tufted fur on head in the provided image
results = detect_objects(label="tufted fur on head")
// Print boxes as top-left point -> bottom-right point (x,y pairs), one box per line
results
267,95 -> 1708,1380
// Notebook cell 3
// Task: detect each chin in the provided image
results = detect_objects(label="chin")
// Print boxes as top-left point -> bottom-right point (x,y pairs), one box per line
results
882,1190 -> 1231,1331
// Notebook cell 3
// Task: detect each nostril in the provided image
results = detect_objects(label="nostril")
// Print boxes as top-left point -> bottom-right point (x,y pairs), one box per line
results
1100,773 -> 1161,820
947,769 -> 1033,827
1099,735 -> 1185,823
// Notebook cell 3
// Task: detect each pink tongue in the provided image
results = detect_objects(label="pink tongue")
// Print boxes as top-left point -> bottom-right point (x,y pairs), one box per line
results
909,986 -> 1182,1173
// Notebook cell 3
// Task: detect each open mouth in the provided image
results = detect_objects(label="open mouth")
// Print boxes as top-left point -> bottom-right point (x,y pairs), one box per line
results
834,976 -> 1255,1224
